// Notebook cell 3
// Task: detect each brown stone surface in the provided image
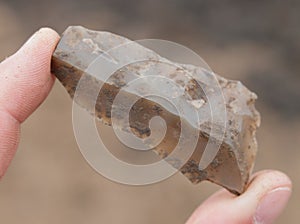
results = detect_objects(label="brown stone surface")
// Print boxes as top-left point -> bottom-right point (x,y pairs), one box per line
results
51,26 -> 260,195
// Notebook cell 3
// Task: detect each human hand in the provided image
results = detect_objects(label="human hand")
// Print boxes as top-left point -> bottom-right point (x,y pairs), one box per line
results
0,28 -> 292,224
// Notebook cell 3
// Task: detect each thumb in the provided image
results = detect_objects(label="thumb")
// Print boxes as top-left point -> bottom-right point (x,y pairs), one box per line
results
186,170 -> 292,224
0,28 -> 60,178
0,28 -> 60,122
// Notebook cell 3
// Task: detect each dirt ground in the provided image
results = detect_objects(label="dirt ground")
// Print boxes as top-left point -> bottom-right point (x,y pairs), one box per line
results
0,1 -> 299,223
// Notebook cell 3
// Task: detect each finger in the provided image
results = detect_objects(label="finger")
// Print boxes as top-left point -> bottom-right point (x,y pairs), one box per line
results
186,170 -> 292,224
0,28 -> 60,123
0,28 -> 60,178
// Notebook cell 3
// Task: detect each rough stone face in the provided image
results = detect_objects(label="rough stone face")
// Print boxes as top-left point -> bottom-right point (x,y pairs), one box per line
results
51,26 -> 260,195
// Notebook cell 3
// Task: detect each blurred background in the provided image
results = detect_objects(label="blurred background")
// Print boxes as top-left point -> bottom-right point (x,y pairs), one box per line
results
0,0 -> 299,223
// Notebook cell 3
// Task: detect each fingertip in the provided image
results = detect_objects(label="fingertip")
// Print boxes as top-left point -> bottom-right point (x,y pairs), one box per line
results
242,170 -> 292,201
5,27 -> 60,77
18,27 -> 60,70
249,171 -> 292,224
236,170 -> 292,224
0,27 -> 60,122
23,27 -> 60,49
186,170 -> 292,224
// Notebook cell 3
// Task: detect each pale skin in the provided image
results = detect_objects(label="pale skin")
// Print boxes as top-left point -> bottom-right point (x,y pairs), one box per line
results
0,28 -> 292,224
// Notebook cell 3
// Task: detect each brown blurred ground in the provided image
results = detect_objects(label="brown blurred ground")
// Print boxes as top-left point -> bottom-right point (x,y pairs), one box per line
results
0,1 -> 299,223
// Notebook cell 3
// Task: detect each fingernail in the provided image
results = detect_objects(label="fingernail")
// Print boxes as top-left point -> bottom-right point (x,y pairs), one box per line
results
254,187 -> 291,224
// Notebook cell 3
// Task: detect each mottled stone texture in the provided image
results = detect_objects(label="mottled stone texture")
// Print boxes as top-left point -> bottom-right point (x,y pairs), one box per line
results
51,26 -> 260,195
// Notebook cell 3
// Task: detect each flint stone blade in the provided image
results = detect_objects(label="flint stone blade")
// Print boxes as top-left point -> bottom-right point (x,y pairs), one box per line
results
51,26 -> 260,195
